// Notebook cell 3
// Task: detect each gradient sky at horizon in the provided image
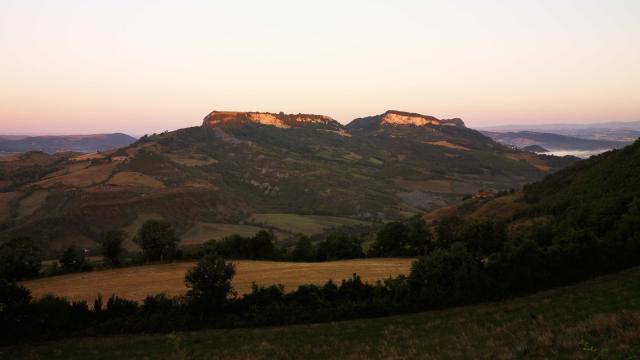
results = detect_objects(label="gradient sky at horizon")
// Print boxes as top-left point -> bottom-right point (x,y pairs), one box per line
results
1,0 -> 639,135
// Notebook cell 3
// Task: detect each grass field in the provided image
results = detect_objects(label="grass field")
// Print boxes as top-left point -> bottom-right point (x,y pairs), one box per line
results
248,213 -> 367,235
6,267 -> 640,359
180,222 -> 275,245
20,258 -> 413,303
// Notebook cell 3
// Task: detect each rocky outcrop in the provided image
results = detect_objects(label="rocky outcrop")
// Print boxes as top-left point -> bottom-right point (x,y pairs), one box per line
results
346,110 -> 465,132
202,111 -> 344,131
381,110 -> 465,127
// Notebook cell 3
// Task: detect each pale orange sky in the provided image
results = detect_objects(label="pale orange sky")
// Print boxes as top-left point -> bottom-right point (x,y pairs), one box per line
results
1,1 -> 639,135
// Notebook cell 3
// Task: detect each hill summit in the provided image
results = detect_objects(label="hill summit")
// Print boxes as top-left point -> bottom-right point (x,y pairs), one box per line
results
347,110 -> 465,132
202,111 -> 343,131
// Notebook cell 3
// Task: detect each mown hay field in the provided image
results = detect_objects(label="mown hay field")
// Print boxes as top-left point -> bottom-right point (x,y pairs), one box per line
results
20,258 -> 413,304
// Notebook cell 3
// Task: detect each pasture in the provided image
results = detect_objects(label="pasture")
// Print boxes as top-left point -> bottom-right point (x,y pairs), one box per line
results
248,213 -> 367,235
180,222 -> 275,245
20,258 -> 413,304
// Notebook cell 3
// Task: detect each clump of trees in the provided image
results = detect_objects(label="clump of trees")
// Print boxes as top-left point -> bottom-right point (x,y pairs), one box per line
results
368,216 -> 433,257
201,230 -> 280,260
59,246 -> 92,273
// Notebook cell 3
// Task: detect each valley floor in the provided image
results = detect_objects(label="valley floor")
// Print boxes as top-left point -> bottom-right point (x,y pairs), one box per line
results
4,266 -> 640,359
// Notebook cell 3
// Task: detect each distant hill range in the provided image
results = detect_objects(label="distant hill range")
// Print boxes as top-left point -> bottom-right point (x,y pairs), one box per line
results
480,121 -> 640,143
522,145 -> 548,153
483,131 -> 631,152
0,133 -> 137,155
0,110 -> 577,254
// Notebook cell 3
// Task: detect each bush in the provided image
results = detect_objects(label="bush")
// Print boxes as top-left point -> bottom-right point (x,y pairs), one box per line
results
0,237 -> 42,280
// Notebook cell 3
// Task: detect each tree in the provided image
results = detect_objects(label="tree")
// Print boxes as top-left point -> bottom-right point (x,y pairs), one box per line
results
99,230 -> 126,265
249,230 -> 275,259
316,234 -> 364,261
0,280 -> 32,332
408,242 -> 486,306
185,254 -> 236,311
291,236 -> 316,261
407,215 -> 433,255
370,222 -> 409,256
59,246 -> 89,272
0,237 -> 42,280
135,220 -> 180,262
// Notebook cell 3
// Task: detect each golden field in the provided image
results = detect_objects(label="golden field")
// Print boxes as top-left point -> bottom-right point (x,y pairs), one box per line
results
20,258 -> 414,303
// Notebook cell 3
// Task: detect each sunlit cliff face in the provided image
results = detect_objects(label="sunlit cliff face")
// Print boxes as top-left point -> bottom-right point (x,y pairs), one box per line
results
380,110 -> 465,128
202,111 -> 340,129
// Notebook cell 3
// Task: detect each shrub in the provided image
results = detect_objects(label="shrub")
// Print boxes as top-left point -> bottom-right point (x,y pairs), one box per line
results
0,237 -> 42,280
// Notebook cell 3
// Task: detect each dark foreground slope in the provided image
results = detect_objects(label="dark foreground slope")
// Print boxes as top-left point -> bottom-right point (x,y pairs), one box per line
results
0,110 -> 575,254
429,138 -> 640,227
4,266 -> 638,359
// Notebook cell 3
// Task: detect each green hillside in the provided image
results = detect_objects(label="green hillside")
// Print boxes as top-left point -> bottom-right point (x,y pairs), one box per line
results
4,266 -> 638,359
0,110 -> 576,254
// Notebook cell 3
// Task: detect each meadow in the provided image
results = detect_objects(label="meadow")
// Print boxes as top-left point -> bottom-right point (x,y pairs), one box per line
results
248,213 -> 367,235
20,258 -> 413,303
5,266 -> 639,359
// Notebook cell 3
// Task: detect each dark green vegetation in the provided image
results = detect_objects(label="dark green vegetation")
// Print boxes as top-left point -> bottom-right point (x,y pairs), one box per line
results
0,110 -> 575,255
0,133 -> 136,155
484,130 -> 630,151
3,266 -> 639,359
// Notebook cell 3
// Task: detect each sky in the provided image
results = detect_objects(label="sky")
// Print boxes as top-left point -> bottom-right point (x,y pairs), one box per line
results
1,0 -> 639,135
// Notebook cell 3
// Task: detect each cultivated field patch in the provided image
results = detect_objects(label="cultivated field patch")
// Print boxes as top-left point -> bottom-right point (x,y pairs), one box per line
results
424,140 -> 470,151
106,171 -> 165,189
34,163 -> 117,188
17,190 -> 48,218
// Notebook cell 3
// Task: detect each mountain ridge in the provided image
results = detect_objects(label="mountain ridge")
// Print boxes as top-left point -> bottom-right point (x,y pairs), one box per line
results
0,109 -> 577,255
0,133 -> 137,155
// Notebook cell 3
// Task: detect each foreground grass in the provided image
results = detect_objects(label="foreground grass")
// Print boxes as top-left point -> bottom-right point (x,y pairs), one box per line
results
5,267 -> 640,359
